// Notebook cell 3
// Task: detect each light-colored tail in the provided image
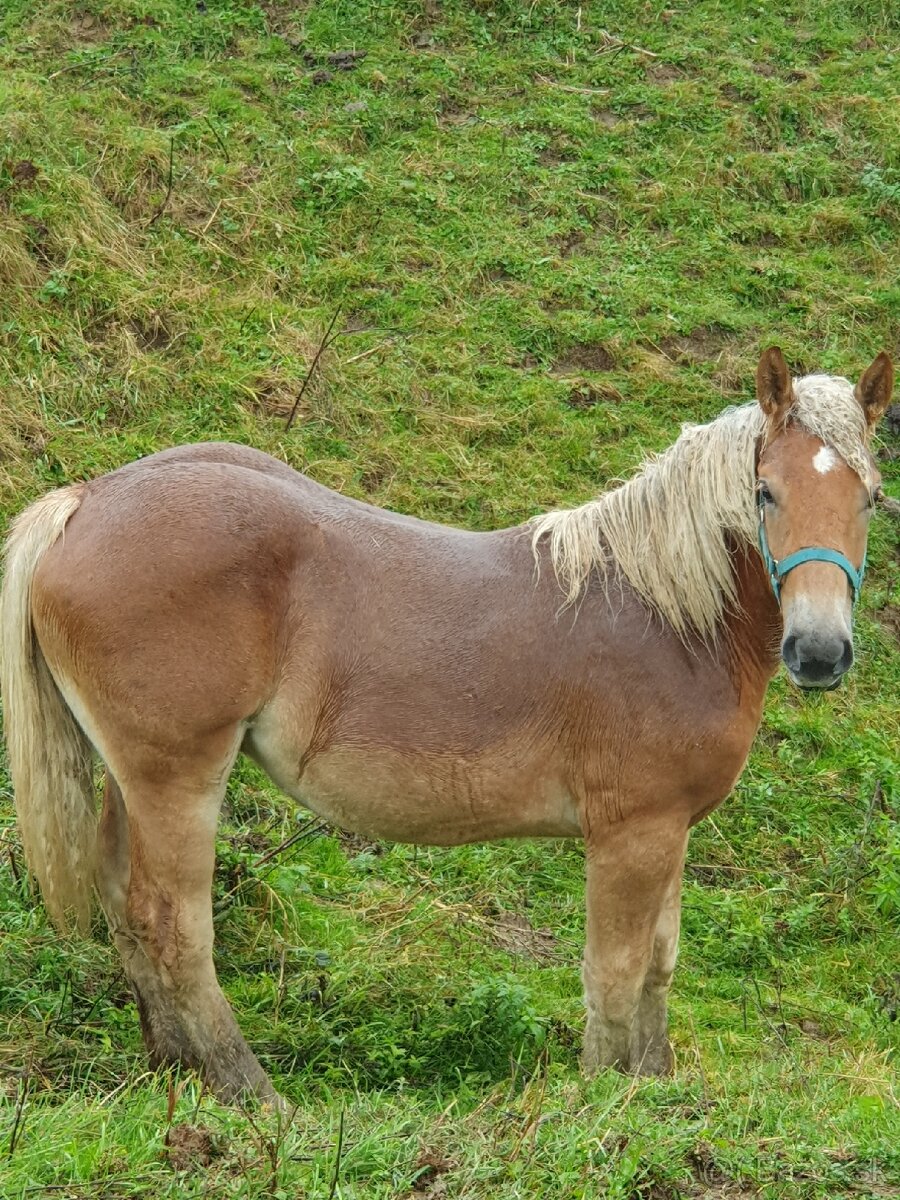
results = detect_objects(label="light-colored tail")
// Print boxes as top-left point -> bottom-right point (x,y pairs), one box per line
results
0,484 -> 96,932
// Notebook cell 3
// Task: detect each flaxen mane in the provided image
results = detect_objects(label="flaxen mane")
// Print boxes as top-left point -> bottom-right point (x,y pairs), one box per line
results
531,375 -> 874,640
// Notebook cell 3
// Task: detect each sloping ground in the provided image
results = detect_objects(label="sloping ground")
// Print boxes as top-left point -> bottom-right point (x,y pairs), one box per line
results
0,1 -> 898,1196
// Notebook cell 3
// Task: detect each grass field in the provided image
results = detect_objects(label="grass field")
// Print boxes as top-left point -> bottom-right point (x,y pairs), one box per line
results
1,1 -> 899,1196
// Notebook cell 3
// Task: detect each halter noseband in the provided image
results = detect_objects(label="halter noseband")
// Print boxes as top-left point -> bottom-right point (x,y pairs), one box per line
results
757,502 -> 866,607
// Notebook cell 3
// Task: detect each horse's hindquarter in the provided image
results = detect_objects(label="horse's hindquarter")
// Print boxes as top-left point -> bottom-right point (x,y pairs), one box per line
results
31,458 -> 302,779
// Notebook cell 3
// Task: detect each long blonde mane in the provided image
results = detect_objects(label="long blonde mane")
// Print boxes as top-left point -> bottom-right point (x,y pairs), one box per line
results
531,376 -> 874,640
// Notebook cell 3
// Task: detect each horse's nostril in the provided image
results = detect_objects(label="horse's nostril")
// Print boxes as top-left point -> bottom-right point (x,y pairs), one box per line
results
782,634 -> 800,672
838,639 -> 853,674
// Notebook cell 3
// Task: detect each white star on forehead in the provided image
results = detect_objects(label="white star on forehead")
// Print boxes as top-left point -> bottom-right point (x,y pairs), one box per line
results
813,445 -> 838,474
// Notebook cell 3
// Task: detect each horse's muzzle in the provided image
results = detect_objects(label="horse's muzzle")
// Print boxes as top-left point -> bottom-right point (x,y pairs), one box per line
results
782,632 -> 854,690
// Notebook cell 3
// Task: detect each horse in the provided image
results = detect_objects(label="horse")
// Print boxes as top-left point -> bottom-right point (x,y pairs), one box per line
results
0,347 -> 891,1105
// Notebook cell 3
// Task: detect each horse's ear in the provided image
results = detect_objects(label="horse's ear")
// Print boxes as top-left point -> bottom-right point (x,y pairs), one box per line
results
855,352 -> 893,431
756,347 -> 793,426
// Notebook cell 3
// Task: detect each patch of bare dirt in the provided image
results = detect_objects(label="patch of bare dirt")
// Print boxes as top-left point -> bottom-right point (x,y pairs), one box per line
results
438,95 -> 478,127
128,312 -> 173,351
551,229 -> 586,257
259,2 -> 305,35
720,83 -> 753,103
565,381 -> 623,409
552,341 -> 616,373
9,159 -> 39,185
625,103 -> 656,122
592,107 -> 622,128
730,226 -> 782,248
165,1124 -> 218,1172
795,1017 -> 830,1040
874,603 -> 900,645
537,140 -> 579,167
657,325 -> 733,364
645,61 -> 684,84
402,254 -> 433,272
487,910 -> 557,962
439,109 -> 478,128
70,12 -> 110,43
409,1151 -> 455,1195
23,217 -> 54,265
359,465 -> 391,493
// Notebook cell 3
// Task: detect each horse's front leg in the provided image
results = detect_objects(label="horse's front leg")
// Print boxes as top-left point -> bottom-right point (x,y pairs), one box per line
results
632,858 -> 686,1074
581,813 -> 688,1076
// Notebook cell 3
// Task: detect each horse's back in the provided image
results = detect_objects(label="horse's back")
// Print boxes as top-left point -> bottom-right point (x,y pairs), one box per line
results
105,440 -> 481,541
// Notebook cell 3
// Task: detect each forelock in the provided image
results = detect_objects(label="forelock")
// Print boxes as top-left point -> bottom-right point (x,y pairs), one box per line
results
790,374 -> 875,486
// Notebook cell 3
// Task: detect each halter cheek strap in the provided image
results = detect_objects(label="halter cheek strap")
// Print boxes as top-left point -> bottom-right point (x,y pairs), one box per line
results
757,505 -> 866,606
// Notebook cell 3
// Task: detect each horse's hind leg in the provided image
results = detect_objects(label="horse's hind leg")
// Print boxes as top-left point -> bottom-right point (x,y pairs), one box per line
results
95,763 -> 278,1105
581,815 -> 687,1077
96,773 -> 190,1071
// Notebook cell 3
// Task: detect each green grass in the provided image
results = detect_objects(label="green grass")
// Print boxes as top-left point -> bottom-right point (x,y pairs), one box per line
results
1,0 -> 899,1196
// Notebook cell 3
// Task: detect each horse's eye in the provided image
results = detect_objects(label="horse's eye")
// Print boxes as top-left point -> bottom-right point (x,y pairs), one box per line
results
758,482 -> 774,506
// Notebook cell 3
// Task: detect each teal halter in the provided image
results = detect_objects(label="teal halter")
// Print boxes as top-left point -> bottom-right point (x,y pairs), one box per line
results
757,502 -> 866,606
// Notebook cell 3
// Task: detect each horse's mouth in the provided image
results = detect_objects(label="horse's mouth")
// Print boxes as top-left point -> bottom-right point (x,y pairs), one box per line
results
790,672 -> 843,692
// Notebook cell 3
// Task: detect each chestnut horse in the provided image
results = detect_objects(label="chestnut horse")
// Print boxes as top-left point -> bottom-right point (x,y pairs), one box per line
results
0,349 -> 891,1104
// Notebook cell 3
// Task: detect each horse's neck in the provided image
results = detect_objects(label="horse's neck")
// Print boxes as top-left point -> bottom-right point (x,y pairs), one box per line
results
723,538 -> 783,692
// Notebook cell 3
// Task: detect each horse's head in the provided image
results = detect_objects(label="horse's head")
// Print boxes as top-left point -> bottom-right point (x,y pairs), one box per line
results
755,347 -> 892,690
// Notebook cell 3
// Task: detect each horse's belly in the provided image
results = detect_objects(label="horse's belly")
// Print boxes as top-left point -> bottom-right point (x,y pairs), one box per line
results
247,735 -> 580,844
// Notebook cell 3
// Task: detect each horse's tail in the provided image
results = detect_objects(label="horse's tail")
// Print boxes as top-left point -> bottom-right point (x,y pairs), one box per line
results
0,484 -> 96,933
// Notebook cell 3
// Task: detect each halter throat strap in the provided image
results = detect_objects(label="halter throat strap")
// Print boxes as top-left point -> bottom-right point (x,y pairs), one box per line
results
757,505 -> 866,606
